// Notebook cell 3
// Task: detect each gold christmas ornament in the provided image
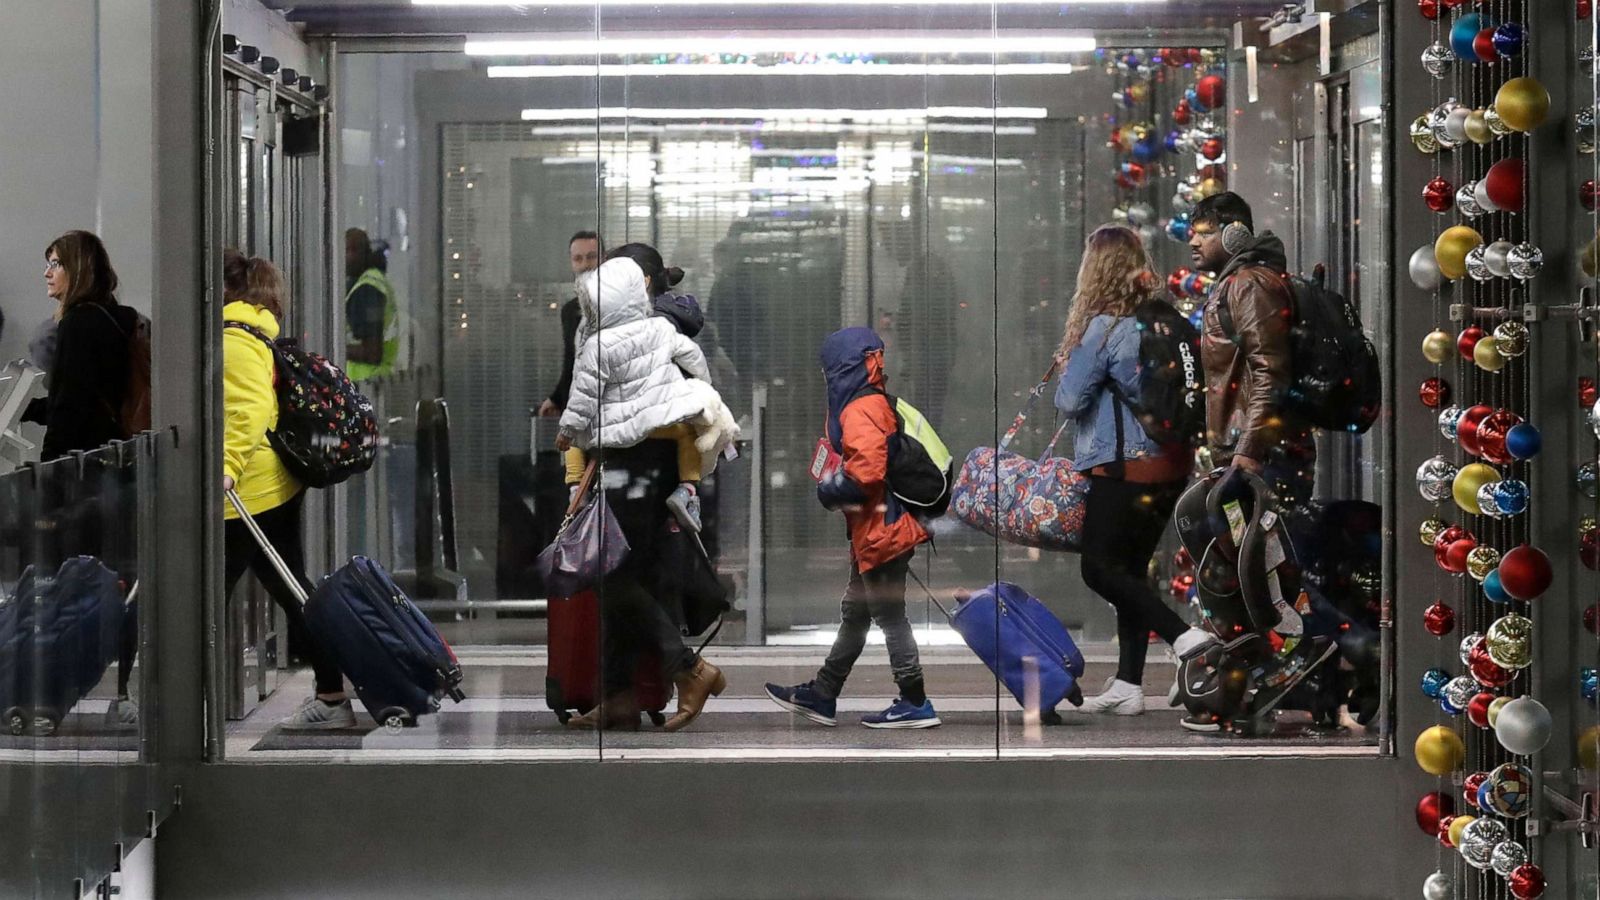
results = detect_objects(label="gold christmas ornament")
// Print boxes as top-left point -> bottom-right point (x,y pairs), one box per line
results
1435,226 -> 1484,281
1411,115 -> 1441,153
1485,614 -> 1534,670
1423,329 -> 1455,364
1466,546 -> 1502,582
1420,517 -> 1449,546
1463,109 -> 1494,144
1483,105 -> 1512,136
1494,77 -> 1552,133
1492,322 -> 1528,357
1453,463 -> 1501,515
1474,335 -> 1506,372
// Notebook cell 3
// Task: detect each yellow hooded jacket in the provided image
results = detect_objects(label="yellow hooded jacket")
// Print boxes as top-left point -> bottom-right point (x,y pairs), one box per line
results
223,300 -> 302,519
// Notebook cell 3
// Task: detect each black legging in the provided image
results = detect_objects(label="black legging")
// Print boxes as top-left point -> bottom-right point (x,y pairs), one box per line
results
223,492 -> 344,696
1080,476 -> 1189,686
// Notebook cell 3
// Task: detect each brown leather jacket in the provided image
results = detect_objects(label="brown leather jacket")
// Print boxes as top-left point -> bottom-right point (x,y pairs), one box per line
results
1199,232 -> 1296,462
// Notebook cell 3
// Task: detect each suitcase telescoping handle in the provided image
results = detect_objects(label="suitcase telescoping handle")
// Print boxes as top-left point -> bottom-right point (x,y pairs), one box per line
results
225,488 -> 310,607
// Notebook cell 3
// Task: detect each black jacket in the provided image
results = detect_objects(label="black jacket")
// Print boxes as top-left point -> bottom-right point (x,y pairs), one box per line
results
548,297 -> 582,410
23,300 -> 137,460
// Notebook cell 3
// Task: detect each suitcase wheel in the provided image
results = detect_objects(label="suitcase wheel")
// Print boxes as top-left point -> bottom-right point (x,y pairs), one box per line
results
647,711 -> 666,727
32,711 -> 59,737
4,706 -> 27,736
554,709 -> 572,725
1039,709 -> 1063,727
375,707 -> 412,734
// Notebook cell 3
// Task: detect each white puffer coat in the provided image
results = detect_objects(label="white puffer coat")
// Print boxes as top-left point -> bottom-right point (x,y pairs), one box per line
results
558,258 -> 739,473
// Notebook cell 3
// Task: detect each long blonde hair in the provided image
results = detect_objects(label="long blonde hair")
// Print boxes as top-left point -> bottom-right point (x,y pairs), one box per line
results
1056,225 -> 1158,362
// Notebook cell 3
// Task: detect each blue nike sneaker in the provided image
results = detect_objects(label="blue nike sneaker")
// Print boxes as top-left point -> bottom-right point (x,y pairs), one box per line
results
765,681 -> 838,727
861,697 -> 941,729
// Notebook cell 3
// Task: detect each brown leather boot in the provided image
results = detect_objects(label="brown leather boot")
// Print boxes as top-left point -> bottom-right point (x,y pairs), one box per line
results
565,690 -> 640,731
664,658 -> 726,732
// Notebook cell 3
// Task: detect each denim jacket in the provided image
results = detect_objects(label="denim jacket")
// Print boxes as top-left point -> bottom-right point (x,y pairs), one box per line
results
1053,314 -> 1162,471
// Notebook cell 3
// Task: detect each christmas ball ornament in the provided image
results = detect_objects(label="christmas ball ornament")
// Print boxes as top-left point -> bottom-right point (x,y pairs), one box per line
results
1493,480 -> 1529,516
1419,517 -> 1448,546
1446,814 -> 1475,849
1444,539 -> 1475,575
1582,724 -> 1600,770
1460,632 -> 1484,667
1421,667 -> 1452,698
1486,763 -> 1533,818
1584,0 -> 1595,20
1434,525 -> 1472,563
1497,545 -> 1550,599
1419,377 -> 1450,408
1492,23 -> 1525,58
1585,180 -> 1598,211
1452,463 -> 1500,513
1166,215 -> 1192,242
1491,842 -> 1528,878
1466,692 -> 1495,728
1486,614 -> 1534,669
1423,177 -> 1455,212
1492,321 -> 1528,357
1410,115 -> 1440,153
1441,675 -> 1478,714
1488,695 -> 1513,727
1587,603 -> 1599,634
1458,185 -> 1487,220
1195,75 -> 1225,111
1587,378 -> 1600,408
1444,107 -> 1473,143
1423,330 -> 1454,363
1172,99 -> 1192,126
1127,202 -> 1155,226
1432,101 -> 1464,147
1476,482 -> 1505,518
1470,642 -> 1513,687
1436,226 -> 1484,280
1195,177 -> 1224,200
1410,246 -> 1444,290
1472,28 -> 1498,63
1483,240 -> 1514,277
1199,138 -> 1224,161
1580,105 -> 1598,154
1456,327 -> 1485,361
1582,528 -> 1599,570
1416,790 -> 1455,835
1465,248 -> 1495,281
1167,268 -> 1192,298
1420,42 -> 1453,76
1423,872 -> 1451,900
1423,601 -> 1456,635
1466,546 -> 1501,581
1436,814 -> 1458,846
1417,456 -> 1458,502
1456,403 -> 1493,453
1472,179 -> 1499,215
1451,13 -> 1490,60
1458,816 -> 1508,870
1476,410 -> 1521,463
1483,159 -> 1526,211
1415,725 -> 1465,774
1583,667 -> 1599,703
1496,77 -> 1552,132
1464,109 -> 1493,144
1495,696 -> 1552,754
1438,405 -> 1465,438
1507,243 -> 1544,280
1463,771 -> 1490,808
1508,864 -> 1545,900
1474,336 -> 1506,372
1482,568 -> 1510,603
1484,105 -> 1512,135
1579,462 -> 1600,498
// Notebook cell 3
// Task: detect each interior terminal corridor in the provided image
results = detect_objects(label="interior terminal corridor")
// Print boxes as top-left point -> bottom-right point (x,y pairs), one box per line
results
1,0 -> 1597,897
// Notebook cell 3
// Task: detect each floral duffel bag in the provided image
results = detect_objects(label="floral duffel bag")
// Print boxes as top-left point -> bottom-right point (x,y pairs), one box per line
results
949,372 -> 1088,552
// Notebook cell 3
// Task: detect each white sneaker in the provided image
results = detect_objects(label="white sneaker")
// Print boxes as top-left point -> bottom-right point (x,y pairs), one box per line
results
1172,627 -> 1218,659
103,697 -> 139,729
278,696 -> 357,731
1080,677 -> 1145,716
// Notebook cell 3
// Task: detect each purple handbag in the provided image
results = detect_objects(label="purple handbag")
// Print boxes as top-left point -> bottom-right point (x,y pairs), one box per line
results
536,462 -> 630,597
949,369 -> 1088,552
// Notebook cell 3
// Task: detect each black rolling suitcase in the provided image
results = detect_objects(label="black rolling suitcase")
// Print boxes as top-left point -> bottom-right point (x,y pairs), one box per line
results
0,557 -> 130,736
227,490 -> 465,731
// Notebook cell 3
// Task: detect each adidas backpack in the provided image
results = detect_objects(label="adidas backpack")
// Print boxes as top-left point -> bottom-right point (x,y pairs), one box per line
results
1112,298 -> 1206,448
885,395 -> 954,519
225,322 -> 379,488
1218,265 -> 1381,434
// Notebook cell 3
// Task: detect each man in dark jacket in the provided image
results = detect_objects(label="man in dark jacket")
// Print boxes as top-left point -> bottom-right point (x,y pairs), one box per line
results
1189,192 -> 1314,507
537,230 -> 603,417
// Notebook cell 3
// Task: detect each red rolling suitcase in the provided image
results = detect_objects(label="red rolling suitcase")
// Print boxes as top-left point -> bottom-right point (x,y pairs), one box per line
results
545,590 -> 671,726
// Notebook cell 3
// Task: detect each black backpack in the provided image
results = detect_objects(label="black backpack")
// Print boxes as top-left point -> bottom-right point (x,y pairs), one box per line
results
878,392 -> 955,520
225,322 -> 379,488
1111,298 -> 1205,448
1218,266 -> 1381,435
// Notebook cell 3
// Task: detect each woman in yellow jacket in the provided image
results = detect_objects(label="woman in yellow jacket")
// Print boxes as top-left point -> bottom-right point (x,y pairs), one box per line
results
222,251 -> 353,730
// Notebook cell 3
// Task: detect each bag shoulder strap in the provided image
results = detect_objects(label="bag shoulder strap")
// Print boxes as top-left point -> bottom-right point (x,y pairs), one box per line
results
88,302 -> 128,339
1000,359 -> 1062,452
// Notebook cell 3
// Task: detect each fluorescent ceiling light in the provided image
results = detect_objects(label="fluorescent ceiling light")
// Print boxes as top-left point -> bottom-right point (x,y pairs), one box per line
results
468,33 -> 1095,57
490,62 -> 1075,77
430,0 -> 1152,5
521,106 -> 1047,121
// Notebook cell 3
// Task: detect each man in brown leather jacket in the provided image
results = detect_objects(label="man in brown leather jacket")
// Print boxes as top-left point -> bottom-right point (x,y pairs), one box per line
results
1188,192 -> 1315,506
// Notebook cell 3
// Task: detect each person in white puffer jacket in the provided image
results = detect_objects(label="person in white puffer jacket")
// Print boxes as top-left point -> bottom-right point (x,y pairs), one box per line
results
556,256 -> 739,529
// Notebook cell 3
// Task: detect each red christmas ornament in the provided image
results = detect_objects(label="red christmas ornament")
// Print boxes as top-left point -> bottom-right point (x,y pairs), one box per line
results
1120,162 -> 1148,186
1462,771 -> 1490,806
1499,544 -> 1553,600
1509,864 -> 1546,900
1584,376 -> 1599,408
1469,643 -> 1513,687
1419,377 -> 1450,409
1199,138 -> 1225,161
1423,601 -> 1456,635
1416,791 -> 1455,835
1456,328 -> 1485,362
1582,0 -> 1594,20
1476,409 -> 1522,464
1466,693 -> 1495,728
1585,181 -> 1599,212
1444,539 -> 1475,575
1473,28 -> 1498,62
1585,602 -> 1599,635
1115,173 -> 1137,190
1583,529 -> 1600,571
1437,814 -> 1458,847
1197,164 -> 1227,182
1108,126 -> 1124,150
1186,48 -> 1203,65
1440,0 -> 1467,7
1456,403 -> 1493,456
1418,0 -> 1439,18
1173,99 -> 1192,126
1195,74 -> 1227,111
1434,526 -> 1473,569
1424,177 -> 1455,212
1168,268 -> 1192,299
1483,159 -> 1526,213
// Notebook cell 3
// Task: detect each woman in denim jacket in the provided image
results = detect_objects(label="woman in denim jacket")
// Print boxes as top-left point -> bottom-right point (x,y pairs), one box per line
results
1054,226 -> 1215,717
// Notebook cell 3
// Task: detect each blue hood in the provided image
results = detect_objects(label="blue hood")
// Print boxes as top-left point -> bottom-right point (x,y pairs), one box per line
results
821,326 -> 885,452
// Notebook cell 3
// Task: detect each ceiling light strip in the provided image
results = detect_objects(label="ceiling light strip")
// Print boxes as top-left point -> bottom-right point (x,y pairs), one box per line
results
468,34 -> 1095,57
520,106 -> 1048,121
489,62 -> 1076,78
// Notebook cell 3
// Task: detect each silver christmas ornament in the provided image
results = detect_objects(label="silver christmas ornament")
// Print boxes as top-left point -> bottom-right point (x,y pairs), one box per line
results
1457,183 -> 1486,220
1506,243 -> 1544,280
1460,632 -> 1484,667
1581,461 -> 1600,498
1476,481 -> 1504,518
1491,841 -> 1528,878
1441,674 -> 1478,713
1458,817 -> 1509,870
1431,101 -> 1464,149
1483,106 -> 1512,136
1421,42 -> 1453,78
1492,321 -> 1528,357
1438,406 -> 1464,440
1483,240 -> 1513,277
1465,245 -> 1492,279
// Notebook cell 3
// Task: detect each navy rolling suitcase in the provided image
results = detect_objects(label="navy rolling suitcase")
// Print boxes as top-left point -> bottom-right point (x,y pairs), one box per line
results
0,556 -> 129,736
923,579 -> 1086,723
228,491 -> 465,731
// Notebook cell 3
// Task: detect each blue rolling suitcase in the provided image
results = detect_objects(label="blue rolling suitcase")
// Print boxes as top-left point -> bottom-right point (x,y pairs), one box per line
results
0,556 -> 129,736
926,579 -> 1086,723
228,492 -> 465,732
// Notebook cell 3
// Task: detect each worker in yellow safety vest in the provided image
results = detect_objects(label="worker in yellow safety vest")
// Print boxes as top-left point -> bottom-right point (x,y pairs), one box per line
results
344,227 -> 399,381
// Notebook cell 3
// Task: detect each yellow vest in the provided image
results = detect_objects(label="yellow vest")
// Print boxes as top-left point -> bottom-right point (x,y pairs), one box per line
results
345,268 -> 399,381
